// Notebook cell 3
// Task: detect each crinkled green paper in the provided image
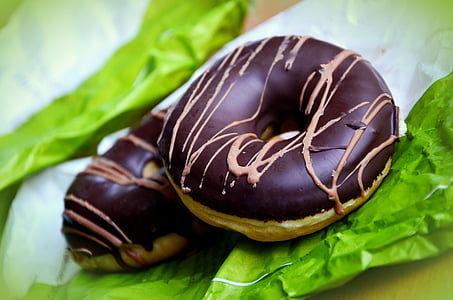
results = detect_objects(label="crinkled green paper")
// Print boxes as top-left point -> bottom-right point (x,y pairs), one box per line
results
202,71 -> 453,299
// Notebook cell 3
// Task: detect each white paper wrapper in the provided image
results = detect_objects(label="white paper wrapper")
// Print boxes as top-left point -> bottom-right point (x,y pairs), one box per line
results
0,0 -> 149,135
1,0 -> 452,297
0,159 -> 88,295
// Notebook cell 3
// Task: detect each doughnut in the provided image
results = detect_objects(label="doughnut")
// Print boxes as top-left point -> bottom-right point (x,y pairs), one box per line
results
62,110 -> 211,272
158,35 -> 399,242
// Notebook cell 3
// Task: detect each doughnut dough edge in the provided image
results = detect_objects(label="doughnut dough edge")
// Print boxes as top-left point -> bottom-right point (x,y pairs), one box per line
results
165,159 -> 392,242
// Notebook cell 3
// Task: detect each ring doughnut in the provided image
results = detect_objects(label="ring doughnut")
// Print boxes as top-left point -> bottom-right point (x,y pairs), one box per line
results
158,35 -> 399,242
62,110 -> 211,272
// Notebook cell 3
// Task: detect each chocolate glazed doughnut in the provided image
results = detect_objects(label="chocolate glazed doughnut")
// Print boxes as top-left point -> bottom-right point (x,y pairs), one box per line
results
62,110 -> 211,272
158,35 -> 399,242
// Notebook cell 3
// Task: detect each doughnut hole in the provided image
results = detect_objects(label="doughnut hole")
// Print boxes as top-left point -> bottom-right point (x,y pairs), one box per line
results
260,113 -> 302,141
142,160 -> 160,178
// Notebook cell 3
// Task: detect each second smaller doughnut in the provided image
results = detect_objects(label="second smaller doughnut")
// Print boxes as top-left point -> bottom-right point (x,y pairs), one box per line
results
62,110 -> 211,272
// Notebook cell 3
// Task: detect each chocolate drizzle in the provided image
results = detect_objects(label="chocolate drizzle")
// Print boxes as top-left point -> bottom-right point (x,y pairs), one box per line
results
62,111 -> 205,270
159,35 -> 398,221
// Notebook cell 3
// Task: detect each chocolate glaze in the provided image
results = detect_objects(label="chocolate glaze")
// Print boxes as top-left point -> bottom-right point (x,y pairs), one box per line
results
62,111 -> 205,270
159,36 -> 398,222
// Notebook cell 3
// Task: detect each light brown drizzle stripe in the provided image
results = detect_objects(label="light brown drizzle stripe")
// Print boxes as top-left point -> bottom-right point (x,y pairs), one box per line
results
182,80 -> 238,174
305,49 -> 359,116
120,134 -> 159,155
150,108 -> 168,121
180,132 -> 237,192
299,72 -> 316,112
65,193 -> 132,244
168,45 -> 246,165
228,134 -> 283,185
313,101 -> 369,137
63,208 -> 148,267
226,129 -> 306,188
81,157 -> 167,192
181,44 -> 246,154
198,135 -> 238,189
284,36 -> 311,70
356,135 -> 397,192
63,209 -> 125,247
62,226 -> 113,253
239,38 -> 271,75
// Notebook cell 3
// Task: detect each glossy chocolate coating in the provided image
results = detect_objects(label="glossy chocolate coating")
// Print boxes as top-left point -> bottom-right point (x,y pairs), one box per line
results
62,111 -> 203,269
159,36 -> 398,222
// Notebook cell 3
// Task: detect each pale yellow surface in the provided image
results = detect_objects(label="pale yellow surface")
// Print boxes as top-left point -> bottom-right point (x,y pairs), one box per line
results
314,249 -> 453,300
245,1 -> 453,299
